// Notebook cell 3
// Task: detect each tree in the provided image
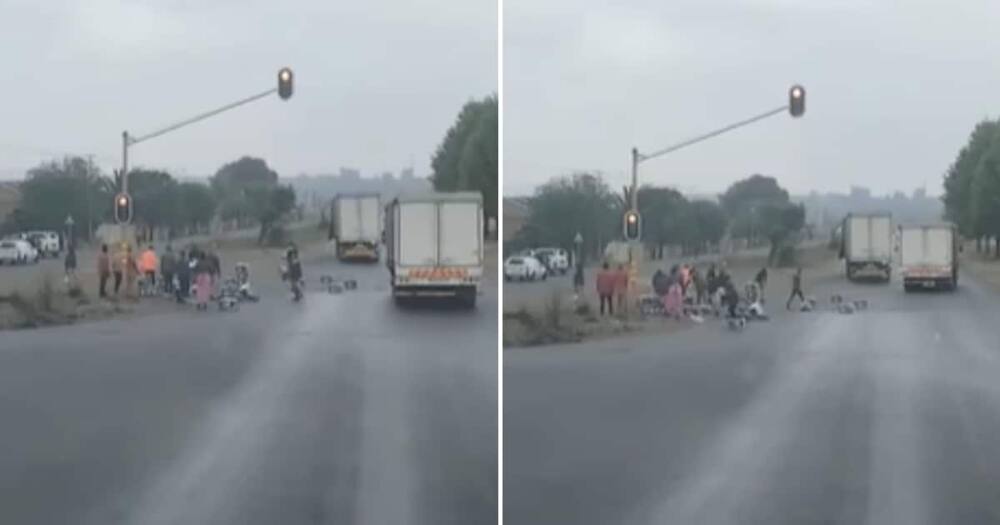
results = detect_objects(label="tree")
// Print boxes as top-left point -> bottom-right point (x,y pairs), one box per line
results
129,169 -> 179,237
687,200 -> 727,253
968,125 -> 1000,256
16,156 -> 113,240
518,173 -> 618,260
174,182 -> 217,235
758,202 -> 806,264
943,119 -> 999,242
211,156 -> 295,243
431,95 -> 498,228
720,174 -> 790,243
636,186 -> 688,259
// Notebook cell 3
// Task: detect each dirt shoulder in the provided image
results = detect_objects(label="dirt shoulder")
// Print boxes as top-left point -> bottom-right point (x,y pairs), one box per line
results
959,243 -> 1000,292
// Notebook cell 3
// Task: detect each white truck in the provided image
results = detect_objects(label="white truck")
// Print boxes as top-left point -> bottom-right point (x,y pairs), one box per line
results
899,223 -> 959,292
384,192 -> 483,308
841,213 -> 893,282
330,193 -> 381,262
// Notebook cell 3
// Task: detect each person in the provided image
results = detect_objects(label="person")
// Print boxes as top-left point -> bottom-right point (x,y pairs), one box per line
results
194,252 -> 213,310
723,277 -> 741,319
64,245 -> 77,285
123,246 -> 140,300
208,250 -> 222,298
285,244 -> 304,301
786,267 -> 805,310
614,264 -> 629,314
679,264 -> 691,296
692,267 -> 706,305
97,244 -> 111,298
160,245 -> 176,294
595,262 -> 615,316
112,247 -> 124,296
139,245 -> 158,293
175,249 -> 190,303
573,263 -> 585,295
755,267 -> 768,302
664,279 -> 683,320
652,269 -> 669,297
706,264 -> 718,296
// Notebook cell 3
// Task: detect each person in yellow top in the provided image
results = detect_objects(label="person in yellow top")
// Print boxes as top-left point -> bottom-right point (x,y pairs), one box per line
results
139,245 -> 158,293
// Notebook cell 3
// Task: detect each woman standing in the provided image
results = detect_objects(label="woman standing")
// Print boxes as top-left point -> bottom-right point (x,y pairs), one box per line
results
194,252 -> 213,310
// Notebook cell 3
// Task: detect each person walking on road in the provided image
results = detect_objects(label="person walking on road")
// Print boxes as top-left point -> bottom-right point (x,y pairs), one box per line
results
692,267 -> 706,305
755,267 -> 768,303
614,264 -> 629,315
97,244 -> 111,298
596,263 -> 616,316
786,267 -> 805,310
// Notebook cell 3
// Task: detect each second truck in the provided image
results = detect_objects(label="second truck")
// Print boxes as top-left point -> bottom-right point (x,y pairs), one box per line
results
330,193 -> 381,262
899,223 -> 959,292
841,212 -> 893,282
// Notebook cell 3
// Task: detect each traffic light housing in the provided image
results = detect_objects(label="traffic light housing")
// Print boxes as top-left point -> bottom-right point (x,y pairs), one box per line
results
278,67 -> 294,100
623,210 -> 641,241
789,84 -> 805,117
114,193 -> 133,224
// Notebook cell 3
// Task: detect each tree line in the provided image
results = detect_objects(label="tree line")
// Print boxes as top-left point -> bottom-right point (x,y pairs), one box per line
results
512,172 -> 805,266
943,118 -> 1000,255
3,155 -> 296,245
431,94 -> 498,228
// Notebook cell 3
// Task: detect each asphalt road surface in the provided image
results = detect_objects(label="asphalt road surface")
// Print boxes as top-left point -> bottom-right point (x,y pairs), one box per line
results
505,269 -> 1000,524
0,257 -> 497,524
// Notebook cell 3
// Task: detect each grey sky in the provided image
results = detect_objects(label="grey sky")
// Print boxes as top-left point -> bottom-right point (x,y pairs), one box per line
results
0,0 -> 496,180
504,0 -> 1000,197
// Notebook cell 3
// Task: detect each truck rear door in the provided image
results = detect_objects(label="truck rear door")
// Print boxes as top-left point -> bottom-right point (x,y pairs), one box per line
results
359,196 -> 380,242
439,201 -> 481,266
398,202 -> 437,266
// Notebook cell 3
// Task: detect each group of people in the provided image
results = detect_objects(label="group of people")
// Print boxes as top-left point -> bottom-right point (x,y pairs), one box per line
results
94,243 -> 223,310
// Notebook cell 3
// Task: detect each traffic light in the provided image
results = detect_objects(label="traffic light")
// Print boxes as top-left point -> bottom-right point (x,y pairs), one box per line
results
623,210 -> 641,241
278,67 -> 294,100
114,193 -> 132,224
789,84 -> 805,117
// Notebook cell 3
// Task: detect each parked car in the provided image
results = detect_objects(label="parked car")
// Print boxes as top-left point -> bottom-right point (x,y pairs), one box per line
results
533,247 -> 570,274
23,231 -> 61,258
0,239 -> 39,265
504,256 -> 548,281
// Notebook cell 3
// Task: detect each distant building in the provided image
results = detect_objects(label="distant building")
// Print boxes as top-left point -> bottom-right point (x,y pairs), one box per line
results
400,168 -> 415,180
381,171 -> 395,182
339,167 -> 361,180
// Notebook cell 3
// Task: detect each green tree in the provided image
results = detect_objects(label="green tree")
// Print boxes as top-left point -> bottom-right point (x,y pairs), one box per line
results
431,95 -> 498,227
211,156 -> 295,243
943,119 -> 999,243
518,173 -> 618,260
720,174 -> 791,243
758,202 -> 806,264
174,182 -> 217,235
968,126 -> 1000,256
687,199 -> 727,253
17,156 -> 113,240
129,169 -> 179,236
636,186 -> 688,259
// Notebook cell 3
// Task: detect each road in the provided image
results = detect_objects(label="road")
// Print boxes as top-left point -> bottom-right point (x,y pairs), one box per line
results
0,257 -> 497,524
505,269 -> 1000,524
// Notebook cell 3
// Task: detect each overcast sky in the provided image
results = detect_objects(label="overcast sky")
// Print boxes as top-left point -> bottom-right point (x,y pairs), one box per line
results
0,0 -> 496,180
504,0 -> 1000,197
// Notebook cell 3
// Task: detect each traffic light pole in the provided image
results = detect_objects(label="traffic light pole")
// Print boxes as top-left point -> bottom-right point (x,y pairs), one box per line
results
626,103 -> 792,318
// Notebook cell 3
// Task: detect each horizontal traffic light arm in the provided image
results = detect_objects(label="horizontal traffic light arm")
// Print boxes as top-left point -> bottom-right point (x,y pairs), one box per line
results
636,104 -> 788,163
128,87 -> 278,146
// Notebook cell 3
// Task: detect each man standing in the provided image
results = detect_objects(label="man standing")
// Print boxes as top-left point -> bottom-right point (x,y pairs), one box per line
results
596,263 -> 615,316
139,245 -> 158,293
161,245 -> 176,295
175,250 -> 190,303
97,244 -> 111,298
112,246 -> 124,296
755,267 -> 768,303
786,267 -> 805,310
614,264 -> 629,315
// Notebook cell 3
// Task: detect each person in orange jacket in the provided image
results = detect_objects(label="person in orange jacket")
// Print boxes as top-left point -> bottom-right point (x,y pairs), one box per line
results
139,245 -> 158,292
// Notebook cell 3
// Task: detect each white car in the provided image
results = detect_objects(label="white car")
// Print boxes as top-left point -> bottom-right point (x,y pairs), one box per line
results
0,239 -> 39,265
533,247 -> 570,274
504,256 -> 548,281
23,231 -> 61,258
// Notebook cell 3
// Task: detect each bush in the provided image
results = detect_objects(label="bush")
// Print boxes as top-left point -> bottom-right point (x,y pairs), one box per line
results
544,292 -> 563,328
36,274 -> 55,312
